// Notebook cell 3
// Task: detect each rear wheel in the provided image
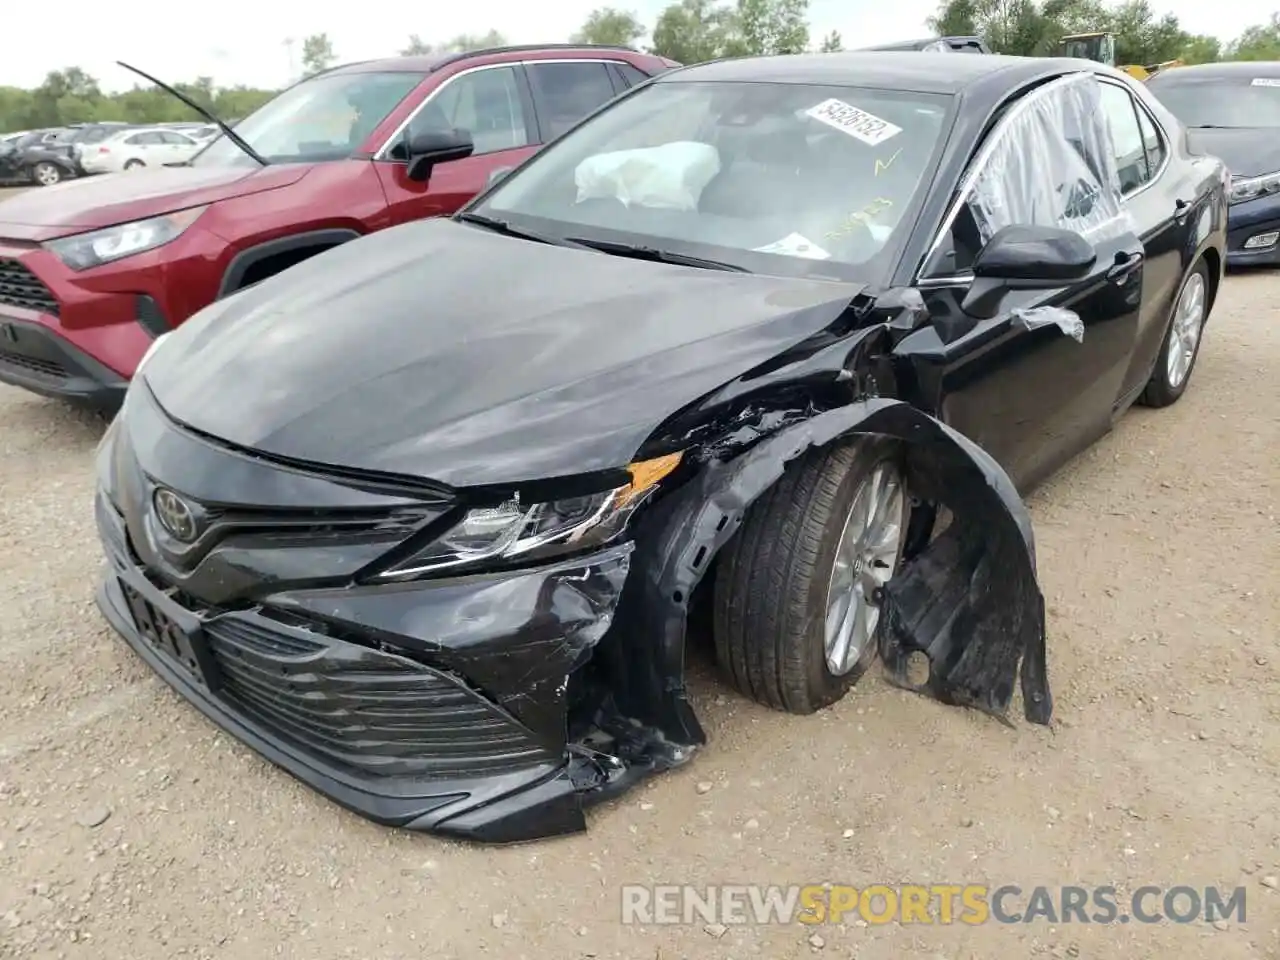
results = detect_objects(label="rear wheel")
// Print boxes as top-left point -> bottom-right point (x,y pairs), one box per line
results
1140,260 -> 1210,407
713,438 -> 909,714
32,162 -> 61,186
123,159 -> 144,171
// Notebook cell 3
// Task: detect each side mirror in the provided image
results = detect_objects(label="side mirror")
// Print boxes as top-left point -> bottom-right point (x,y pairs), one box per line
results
405,128 -> 474,183
962,224 -> 1097,320
486,166 -> 514,188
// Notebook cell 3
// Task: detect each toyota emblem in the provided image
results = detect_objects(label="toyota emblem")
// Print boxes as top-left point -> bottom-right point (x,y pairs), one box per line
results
152,488 -> 199,543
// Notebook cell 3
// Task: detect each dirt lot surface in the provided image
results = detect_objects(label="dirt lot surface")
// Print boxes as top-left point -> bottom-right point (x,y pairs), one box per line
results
0,267 -> 1277,960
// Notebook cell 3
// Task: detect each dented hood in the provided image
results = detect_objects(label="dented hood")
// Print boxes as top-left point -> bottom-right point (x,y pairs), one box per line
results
0,163 -> 310,241
144,217 -> 866,487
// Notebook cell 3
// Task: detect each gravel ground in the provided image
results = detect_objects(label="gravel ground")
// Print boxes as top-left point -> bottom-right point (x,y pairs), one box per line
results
0,254 -> 1277,959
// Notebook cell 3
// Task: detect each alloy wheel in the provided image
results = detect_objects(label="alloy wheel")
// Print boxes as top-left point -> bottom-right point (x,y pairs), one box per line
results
823,461 -> 908,676
1166,271 -> 1206,389
35,163 -> 60,186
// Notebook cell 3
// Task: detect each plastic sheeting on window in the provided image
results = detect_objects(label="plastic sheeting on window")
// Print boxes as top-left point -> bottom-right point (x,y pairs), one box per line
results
965,73 -> 1132,246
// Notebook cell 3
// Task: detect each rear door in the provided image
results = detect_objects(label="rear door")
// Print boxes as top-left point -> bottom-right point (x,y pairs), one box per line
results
524,60 -> 625,142
1095,78 -> 1195,404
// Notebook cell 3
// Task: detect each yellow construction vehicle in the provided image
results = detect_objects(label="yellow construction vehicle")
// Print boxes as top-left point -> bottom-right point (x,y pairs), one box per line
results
1055,31 -> 1184,81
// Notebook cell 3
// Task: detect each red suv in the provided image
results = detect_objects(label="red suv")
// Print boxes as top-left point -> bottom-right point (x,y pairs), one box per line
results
0,44 -> 675,410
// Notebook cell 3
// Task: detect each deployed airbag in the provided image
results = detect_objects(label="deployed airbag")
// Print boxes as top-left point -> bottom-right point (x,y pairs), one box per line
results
575,141 -> 722,210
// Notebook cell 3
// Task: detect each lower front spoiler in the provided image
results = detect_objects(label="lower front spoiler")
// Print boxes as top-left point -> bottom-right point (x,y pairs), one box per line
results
0,317 -> 127,411
95,572 -> 590,843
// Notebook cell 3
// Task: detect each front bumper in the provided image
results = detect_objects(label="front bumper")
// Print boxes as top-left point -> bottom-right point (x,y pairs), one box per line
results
0,316 -> 127,408
1226,196 -> 1280,266
92,400 -> 642,841
0,227 -> 230,404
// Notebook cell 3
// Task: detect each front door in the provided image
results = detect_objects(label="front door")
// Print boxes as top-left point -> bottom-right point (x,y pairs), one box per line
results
374,64 -> 541,225
902,74 -> 1147,492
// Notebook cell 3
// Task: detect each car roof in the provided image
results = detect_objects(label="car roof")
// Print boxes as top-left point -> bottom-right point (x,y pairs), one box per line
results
321,44 -> 649,76
655,51 -> 1064,95
1146,60 -> 1280,84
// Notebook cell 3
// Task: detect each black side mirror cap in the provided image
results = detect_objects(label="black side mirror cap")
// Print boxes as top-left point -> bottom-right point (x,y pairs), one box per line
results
405,129 -> 475,183
962,224 -> 1097,319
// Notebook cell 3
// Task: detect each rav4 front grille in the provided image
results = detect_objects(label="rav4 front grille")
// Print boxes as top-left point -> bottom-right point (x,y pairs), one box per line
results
0,259 -> 60,316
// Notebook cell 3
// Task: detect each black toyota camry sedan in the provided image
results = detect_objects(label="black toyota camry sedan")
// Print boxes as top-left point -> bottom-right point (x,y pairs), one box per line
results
93,52 -> 1227,843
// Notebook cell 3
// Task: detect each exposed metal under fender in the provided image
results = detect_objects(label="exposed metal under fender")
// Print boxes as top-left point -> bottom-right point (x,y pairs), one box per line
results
607,397 -> 1051,749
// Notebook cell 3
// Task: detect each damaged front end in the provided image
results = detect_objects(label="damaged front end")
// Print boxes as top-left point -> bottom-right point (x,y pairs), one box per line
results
95,292 -> 1053,845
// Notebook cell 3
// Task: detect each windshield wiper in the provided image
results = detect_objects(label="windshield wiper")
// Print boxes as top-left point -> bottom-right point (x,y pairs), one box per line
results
563,237 -> 749,272
116,60 -> 268,167
455,212 -> 590,248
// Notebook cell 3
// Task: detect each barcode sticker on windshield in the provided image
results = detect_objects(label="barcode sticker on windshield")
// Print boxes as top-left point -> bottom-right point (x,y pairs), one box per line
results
804,99 -> 903,146
1251,78 -> 1280,86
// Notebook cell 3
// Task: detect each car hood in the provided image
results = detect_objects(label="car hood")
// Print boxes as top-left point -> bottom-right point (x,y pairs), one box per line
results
1185,127 -> 1280,179
0,163 -> 311,241
143,217 -> 867,488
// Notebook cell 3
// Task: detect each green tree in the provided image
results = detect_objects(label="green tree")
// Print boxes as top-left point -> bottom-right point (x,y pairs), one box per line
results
301,33 -> 336,76
1176,34 -> 1220,64
818,29 -> 843,52
730,0 -> 810,55
927,0 -> 978,37
650,0 -> 738,62
1226,13 -> 1280,60
400,34 -> 433,56
572,7 -> 647,46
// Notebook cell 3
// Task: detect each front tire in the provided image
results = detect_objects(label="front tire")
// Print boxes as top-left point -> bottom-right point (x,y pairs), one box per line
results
713,438 -> 909,714
1140,260 -> 1210,407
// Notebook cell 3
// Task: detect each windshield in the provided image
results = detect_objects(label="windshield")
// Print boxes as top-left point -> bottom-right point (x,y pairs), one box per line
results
473,80 -> 953,280
1149,77 -> 1280,128
193,70 -> 425,167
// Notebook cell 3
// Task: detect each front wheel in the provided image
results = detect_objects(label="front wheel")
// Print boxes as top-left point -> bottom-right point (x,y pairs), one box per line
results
1140,260 -> 1210,407
713,438 -> 910,714
32,162 -> 61,186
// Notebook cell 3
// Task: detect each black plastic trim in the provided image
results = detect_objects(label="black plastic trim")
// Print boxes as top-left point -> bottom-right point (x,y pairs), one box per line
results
216,230 -> 362,298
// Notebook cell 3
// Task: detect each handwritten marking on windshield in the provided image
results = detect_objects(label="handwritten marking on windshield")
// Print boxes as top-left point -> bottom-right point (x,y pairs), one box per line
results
824,198 -> 894,242
875,149 -> 903,177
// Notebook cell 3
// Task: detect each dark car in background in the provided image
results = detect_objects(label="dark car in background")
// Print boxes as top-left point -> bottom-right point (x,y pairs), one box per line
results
92,53 -> 1225,841
1147,61 -> 1280,265
59,122 -> 138,175
0,44 -> 675,410
0,128 -> 77,186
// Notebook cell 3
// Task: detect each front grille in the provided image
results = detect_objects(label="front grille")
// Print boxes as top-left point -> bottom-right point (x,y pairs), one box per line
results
0,259 -> 59,316
205,616 -> 557,778
0,347 -> 66,382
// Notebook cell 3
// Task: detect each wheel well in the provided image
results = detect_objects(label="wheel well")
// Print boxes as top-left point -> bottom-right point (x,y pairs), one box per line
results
236,244 -> 337,290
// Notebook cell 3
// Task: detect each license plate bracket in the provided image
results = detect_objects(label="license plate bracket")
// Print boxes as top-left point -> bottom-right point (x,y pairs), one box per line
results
119,580 -> 220,690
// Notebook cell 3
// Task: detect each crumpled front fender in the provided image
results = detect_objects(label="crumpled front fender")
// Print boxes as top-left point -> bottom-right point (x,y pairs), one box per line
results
609,397 -> 1051,746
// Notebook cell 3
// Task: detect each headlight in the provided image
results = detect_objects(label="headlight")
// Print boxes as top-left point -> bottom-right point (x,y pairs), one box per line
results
376,452 -> 684,580
43,206 -> 207,270
1229,171 -> 1280,205
134,331 -> 171,375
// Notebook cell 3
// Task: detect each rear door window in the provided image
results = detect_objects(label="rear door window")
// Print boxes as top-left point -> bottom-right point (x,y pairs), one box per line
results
526,62 -> 619,140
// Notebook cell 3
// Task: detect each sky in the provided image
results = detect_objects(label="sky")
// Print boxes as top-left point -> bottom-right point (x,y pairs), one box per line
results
2,0 -> 1276,93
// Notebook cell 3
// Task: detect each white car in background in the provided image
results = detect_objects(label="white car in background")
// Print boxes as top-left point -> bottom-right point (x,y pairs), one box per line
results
78,127 -> 205,174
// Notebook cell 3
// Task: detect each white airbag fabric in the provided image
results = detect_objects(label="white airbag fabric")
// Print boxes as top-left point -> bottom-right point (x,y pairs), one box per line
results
574,141 -> 721,211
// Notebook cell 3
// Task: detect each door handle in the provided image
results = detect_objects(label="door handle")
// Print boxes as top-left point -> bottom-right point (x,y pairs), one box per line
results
1105,250 -> 1143,283
1173,198 -> 1192,223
